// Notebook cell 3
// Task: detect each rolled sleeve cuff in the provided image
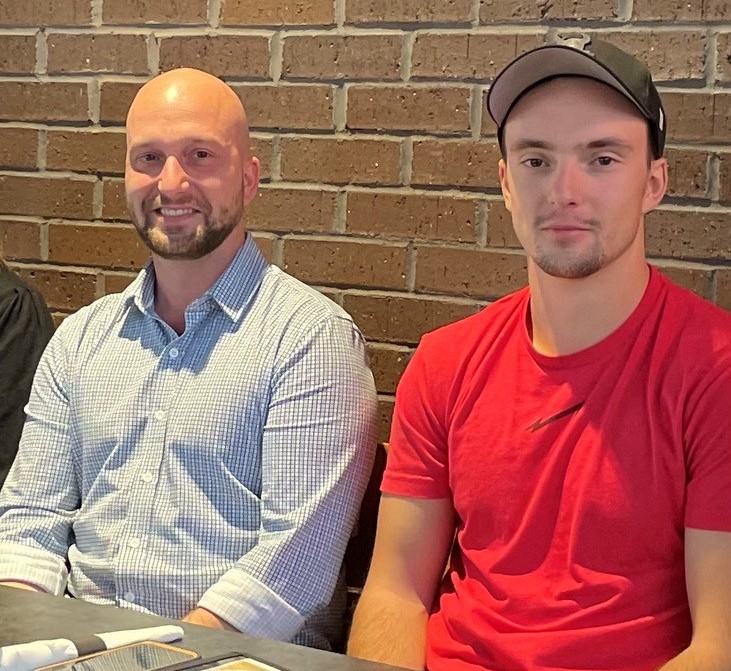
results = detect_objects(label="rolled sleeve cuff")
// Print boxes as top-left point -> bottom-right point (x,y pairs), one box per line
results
0,542 -> 68,594
198,570 -> 304,641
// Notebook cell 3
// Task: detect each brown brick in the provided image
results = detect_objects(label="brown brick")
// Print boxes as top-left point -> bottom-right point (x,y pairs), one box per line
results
104,272 -> 137,294
282,35 -> 401,80
250,231 -> 276,263
13,266 -> 96,311
250,136 -> 272,180
46,131 -> 126,175
486,199 -> 521,248
0,0 -> 91,26
0,128 -> 38,169
377,397 -> 394,444
346,190 -> 478,242
713,94 -> 730,143
47,34 -> 149,74
645,209 -> 731,260
412,140 -> 501,189
247,186 -> 336,233
719,154 -> 731,204
0,82 -> 88,123
159,35 -> 270,78
101,177 -> 128,220
343,292 -> 481,344
99,82 -> 143,125
412,33 -> 544,80
717,269 -> 731,311
479,0 -> 615,21
652,263 -> 713,300
346,0 -> 472,23
602,32 -> 705,82
0,175 -> 94,219
232,84 -> 334,131
718,32 -> 731,84
665,148 -> 708,200
0,35 -> 37,73
283,238 -> 409,290
368,343 -> 413,394
348,86 -> 471,134
663,93 -> 714,143
220,0 -> 335,26
632,0 -> 702,20
481,89 -> 497,137
705,0 -> 730,20
103,0 -> 206,24
0,220 -> 42,260
280,137 -> 401,185
415,246 -> 526,299
48,222 -> 148,269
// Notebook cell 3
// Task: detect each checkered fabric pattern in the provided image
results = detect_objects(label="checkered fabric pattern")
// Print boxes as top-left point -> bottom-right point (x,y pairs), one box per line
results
0,235 -> 377,648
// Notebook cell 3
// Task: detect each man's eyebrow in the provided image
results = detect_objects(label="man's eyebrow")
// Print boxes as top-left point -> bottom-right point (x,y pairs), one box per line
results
584,137 -> 634,151
510,139 -> 554,152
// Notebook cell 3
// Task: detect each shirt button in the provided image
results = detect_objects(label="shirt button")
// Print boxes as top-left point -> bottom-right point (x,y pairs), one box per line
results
124,591 -> 136,602
154,410 -> 166,422
141,472 -> 153,483
128,538 -> 140,549
169,348 -> 179,359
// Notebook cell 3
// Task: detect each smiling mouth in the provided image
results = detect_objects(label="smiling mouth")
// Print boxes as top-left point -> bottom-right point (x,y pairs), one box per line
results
155,207 -> 200,217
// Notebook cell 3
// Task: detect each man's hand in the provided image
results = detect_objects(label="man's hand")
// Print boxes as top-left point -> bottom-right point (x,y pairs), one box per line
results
182,607 -> 237,632
0,581 -> 44,592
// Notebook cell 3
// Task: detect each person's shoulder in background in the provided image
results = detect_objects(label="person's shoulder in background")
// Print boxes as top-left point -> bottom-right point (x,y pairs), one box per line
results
0,263 -> 54,487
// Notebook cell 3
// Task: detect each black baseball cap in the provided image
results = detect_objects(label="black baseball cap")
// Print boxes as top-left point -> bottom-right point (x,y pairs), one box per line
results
486,35 -> 666,158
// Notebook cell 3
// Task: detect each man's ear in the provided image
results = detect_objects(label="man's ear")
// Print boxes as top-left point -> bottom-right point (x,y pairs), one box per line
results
242,155 -> 260,207
499,158 -> 513,212
642,157 -> 667,214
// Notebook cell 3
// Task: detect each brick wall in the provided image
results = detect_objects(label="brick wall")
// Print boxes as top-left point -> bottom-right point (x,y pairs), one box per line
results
0,0 -> 729,440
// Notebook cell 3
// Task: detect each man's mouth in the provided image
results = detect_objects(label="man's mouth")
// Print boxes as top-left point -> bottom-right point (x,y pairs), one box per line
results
156,207 -> 199,217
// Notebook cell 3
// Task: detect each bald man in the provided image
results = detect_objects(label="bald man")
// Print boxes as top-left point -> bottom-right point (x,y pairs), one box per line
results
0,68 -> 377,649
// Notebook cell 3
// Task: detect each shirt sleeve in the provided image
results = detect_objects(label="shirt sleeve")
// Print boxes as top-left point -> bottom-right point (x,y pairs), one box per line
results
197,315 -> 378,640
684,343 -> 731,532
0,284 -> 54,486
0,323 -> 78,594
381,337 -> 452,499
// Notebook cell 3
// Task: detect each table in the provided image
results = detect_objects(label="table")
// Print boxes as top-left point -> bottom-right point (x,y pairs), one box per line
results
0,586 -> 401,671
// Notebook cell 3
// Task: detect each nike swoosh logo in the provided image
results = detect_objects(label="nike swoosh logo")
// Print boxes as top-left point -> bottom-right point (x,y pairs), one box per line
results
528,401 -> 585,432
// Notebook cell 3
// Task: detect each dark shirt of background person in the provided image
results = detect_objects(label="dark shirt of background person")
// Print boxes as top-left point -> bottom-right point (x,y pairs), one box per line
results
0,262 -> 54,486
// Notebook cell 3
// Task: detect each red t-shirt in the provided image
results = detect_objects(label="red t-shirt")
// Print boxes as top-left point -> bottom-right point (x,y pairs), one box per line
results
383,267 -> 731,671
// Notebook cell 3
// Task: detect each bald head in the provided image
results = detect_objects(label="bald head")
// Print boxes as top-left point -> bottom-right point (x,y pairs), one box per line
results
127,68 -> 251,157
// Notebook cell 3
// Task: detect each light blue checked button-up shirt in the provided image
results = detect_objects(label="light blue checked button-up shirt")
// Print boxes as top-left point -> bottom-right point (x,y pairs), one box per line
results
0,234 -> 377,648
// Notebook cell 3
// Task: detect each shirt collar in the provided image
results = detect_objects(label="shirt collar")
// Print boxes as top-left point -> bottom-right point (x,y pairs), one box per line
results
118,234 -> 269,324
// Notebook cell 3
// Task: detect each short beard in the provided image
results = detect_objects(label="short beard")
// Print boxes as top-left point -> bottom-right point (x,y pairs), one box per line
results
533,246 -> 604,279
129,193 -> 244,260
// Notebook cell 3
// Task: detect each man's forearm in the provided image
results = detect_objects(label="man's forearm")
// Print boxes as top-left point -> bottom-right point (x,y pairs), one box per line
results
658,644 -> 731,671
0,581 -> 44,592
347,587 -> 429,671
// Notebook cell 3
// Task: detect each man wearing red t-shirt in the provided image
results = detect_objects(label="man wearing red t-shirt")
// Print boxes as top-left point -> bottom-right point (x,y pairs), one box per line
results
348,36 -> 731,671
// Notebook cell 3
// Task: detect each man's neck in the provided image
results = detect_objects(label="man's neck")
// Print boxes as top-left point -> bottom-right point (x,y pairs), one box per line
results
151,231 -> 245,336
527,246 -> 650,357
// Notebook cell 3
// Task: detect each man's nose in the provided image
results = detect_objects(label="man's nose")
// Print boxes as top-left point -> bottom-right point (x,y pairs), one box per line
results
158,156 -> 189,194
549,159 -> 582,207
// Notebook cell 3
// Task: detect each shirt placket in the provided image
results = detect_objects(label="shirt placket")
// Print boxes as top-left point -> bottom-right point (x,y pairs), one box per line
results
115,301 -> 213,609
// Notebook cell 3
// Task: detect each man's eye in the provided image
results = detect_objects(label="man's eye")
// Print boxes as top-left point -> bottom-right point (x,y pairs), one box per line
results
193,150 -> 211,159
596,156 -> 615,166
525,158 -> 544,168
139,153 -> 160,163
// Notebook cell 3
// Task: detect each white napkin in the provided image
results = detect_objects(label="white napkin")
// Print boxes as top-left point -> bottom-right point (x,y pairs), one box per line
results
0,624 -> 184,671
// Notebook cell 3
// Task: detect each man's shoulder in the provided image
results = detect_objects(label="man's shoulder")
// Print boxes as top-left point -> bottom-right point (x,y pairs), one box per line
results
54,291 -> 132,341
259,265 -> 357,328
419,286 -> 529,354
659,274 -> 731,347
